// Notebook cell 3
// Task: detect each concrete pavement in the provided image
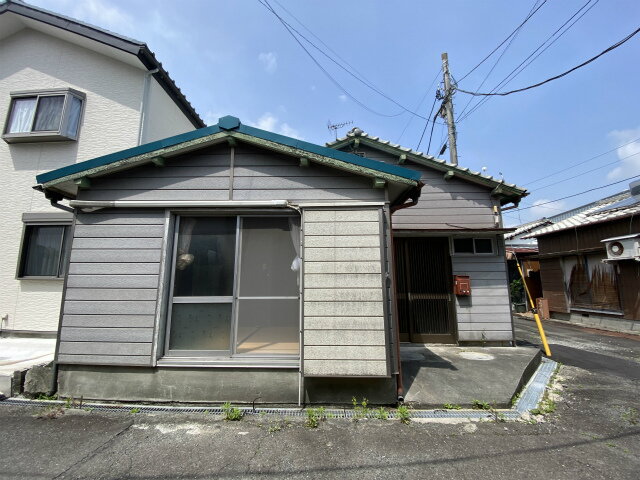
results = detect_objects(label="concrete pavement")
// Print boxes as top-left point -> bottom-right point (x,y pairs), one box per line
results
0,318 -> 638,479
401,344 -> 540,407
0,337 -> 55,396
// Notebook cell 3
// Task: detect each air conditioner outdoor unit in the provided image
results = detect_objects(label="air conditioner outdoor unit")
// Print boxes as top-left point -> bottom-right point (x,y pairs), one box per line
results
601,234 -> 640,262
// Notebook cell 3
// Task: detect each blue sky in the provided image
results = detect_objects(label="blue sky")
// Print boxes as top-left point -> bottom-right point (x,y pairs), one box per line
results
30,0 -> 640,225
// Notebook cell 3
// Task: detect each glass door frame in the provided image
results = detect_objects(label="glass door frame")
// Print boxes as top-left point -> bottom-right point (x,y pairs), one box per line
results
163,213 -> 300,359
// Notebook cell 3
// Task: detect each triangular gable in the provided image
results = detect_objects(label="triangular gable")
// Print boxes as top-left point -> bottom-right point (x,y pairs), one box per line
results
36,116 -> 421,199
328,128 -> 527,206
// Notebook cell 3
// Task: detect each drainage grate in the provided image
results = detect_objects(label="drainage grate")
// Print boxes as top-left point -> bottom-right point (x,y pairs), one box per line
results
1,358 -> 557,421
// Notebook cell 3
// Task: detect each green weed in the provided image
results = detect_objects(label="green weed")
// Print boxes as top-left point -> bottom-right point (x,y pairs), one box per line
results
222,402 -> 243,421
396,405 -> 411,424
443,403 -> 462,410
305,407 -> 327,428
472,400 -> 491,411
374,407 -> 389,420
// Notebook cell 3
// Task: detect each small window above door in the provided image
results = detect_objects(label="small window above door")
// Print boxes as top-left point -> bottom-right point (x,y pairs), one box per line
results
453,237 -> 495,255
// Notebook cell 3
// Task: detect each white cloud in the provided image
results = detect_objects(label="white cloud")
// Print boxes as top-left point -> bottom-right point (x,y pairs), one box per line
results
258,52 -> 278,74
530,199 -> 568,219
70,0 -> 134,35
279,123 -> 301,139
250,113 -> 303,139
338,94 -> 347,102
607,126 -> 640,180
254,113 -> 278,131
202,111 -> 227,126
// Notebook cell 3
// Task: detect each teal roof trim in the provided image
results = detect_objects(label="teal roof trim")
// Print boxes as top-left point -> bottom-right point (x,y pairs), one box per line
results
235,123 -> 421,181
36,116 -> 421,185
36,125 -> 222,184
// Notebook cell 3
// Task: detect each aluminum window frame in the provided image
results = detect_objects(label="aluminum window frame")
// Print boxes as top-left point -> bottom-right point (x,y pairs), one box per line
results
163,214 -> 301,360
451,236 -> 496,256
2,88 -> 85,143
16,221 -> 72,280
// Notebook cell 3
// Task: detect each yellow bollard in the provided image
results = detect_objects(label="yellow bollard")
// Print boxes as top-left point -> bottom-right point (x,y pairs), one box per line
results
515,257 -> 552,357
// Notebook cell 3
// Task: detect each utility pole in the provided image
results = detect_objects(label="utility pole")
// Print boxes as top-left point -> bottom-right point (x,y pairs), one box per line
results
441,52 -> 458,166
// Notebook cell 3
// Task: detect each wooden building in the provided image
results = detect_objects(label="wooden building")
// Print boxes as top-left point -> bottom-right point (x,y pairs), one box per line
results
524,187 -> 640,332
35,117 -> 527,404
329,128 -> 526,344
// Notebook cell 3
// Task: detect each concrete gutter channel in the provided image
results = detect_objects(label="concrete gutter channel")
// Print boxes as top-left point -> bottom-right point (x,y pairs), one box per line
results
0,358 -> 557,421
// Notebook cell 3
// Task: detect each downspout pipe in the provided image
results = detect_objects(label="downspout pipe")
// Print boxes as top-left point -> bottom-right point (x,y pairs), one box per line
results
32,186 -> 74,394
389,219 -> 405,403
388,185 -> 423,402
138,68 -> 159,145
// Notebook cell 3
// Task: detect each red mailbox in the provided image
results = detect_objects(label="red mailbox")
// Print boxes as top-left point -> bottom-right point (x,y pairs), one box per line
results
453,275 -> 471,296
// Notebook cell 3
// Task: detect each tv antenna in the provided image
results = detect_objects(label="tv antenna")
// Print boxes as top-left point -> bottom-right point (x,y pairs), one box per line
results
327,120 -> 353,140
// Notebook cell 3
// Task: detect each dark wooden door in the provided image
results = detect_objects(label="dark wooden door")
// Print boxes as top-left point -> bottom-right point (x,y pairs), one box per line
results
395,237 -> 457,343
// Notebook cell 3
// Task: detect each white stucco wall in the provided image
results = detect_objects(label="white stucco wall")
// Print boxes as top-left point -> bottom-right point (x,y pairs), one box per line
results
0,28 -> 193,333
141,78 -> 196,143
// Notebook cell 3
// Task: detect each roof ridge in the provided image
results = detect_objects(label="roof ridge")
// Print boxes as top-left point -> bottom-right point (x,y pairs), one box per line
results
327,126 -> 526,194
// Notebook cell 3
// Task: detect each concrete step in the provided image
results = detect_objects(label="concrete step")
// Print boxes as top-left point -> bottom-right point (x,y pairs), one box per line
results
0,374 -> 11,397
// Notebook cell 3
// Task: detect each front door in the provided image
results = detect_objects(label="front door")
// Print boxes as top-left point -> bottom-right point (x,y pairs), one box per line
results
395,237 -> 457,343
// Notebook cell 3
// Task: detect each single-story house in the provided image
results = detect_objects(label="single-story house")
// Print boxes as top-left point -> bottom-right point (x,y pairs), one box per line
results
328,128 -> 527,344
35,117 -> 527,404
522,182 -> 640,332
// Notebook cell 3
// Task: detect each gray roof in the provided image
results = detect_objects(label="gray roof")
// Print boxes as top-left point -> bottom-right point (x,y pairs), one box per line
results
504,218 -> 552,240
327,127 -> 528,203
522,191 -> 640,238
1,0 -> 204,128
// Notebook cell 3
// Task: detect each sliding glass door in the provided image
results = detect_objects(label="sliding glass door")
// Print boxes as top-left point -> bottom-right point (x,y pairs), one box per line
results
165,215 -> 300,359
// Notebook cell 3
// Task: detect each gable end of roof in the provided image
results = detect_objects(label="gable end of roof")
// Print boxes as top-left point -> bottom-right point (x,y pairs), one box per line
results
1,0 -> 204,128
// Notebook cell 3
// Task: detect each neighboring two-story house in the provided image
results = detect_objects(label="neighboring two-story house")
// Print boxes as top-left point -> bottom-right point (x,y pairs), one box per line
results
0,0 -> 203,336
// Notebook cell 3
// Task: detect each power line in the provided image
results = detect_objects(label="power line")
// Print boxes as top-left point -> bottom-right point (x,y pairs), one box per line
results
515,174 -> 640,212
259,0 -> 427,119
271,0 -> 373,90
457,0 -> 549,83
457,26 -> 640,97
459,0 -> 600,122
397,70 -> 441,143
457,0 -> 541,120
533,151 -> 640,191
259,0 -> 402,117
526,136 -> 640,185
417,95 -> 439,152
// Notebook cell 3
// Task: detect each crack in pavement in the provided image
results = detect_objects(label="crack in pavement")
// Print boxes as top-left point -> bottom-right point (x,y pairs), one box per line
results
50,420 -> 134,480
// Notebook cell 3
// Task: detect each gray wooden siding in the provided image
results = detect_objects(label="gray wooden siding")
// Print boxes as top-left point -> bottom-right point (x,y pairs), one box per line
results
451,237 -> 513,342
303,209 -> 389,377
58,210 -> 164,366
342,145 -> 496,229
63,142 -> 392,368
79,144 -> 385,203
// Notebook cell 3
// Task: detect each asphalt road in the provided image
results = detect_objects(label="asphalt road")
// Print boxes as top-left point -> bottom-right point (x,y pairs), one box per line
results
0,318 -> 638,480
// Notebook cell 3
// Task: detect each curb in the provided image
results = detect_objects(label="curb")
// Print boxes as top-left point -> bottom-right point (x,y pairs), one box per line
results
1,358 -> 558,421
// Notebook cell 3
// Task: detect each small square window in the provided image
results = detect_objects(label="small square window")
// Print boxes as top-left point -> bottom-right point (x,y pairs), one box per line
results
3,89 -> 85,143
453,238 -> 474,254
18,225 -> 70,278
453,237 -> 494,255
474,238 -> 493,254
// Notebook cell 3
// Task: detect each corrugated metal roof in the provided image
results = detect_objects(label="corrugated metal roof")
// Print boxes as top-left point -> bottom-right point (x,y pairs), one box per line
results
504,218 -> 552,240
523,191 -> 640,238
327,127 -> 527,197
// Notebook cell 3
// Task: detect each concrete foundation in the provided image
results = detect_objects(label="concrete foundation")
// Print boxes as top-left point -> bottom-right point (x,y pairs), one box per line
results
57,365 -> 400,405
552,312 -> 639,334
58,366 -> 300,404
304,377 -> 397,405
